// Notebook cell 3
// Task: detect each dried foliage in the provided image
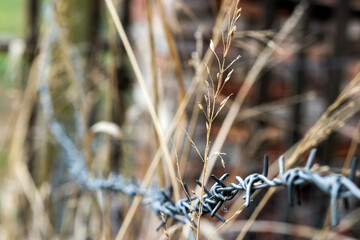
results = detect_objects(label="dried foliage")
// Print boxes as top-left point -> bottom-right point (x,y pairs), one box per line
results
0,0 -> 360,240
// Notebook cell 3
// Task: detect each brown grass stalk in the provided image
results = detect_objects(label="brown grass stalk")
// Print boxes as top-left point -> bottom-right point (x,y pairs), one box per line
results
145,0 -> 166,187
154,0 -> 186,100
104,0 -> 180,202
8,56 -> 53,238
195,1 -> 241,238
154,0 -> 189,191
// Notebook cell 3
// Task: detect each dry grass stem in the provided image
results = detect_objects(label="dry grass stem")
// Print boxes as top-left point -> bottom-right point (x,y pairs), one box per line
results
8,56 -> 53,237
104,0 -> 180,203
161,212 -> 171,240
145,0 -> 165,187
155,0 -> 186,100
195,1 -> 241,238
155,0 -> 188,172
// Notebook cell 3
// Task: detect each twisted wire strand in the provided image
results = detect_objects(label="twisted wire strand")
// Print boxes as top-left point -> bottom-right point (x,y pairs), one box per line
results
39,40 -> 360,228
183,153 -> 360,227
41,68 -> 360,228
148,151 -> 360,228
37,3 -> 360,231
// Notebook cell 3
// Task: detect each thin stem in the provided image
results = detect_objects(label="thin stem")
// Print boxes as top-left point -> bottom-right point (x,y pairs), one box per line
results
195,2 -> 241,238
196,120 -> 212,239
104,0 -> 179,201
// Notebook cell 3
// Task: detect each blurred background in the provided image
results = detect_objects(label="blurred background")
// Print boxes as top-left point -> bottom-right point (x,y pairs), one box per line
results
0,0 -> 360,239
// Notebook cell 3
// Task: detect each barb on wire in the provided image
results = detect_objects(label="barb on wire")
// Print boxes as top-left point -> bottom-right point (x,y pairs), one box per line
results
38,2 -> 360,231
39,52 -> 360,228
148,150 -> 360,228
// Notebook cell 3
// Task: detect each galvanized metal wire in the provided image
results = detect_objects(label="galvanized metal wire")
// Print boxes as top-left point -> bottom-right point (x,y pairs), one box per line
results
39,66 -> 360,228
37,3 -> 360,231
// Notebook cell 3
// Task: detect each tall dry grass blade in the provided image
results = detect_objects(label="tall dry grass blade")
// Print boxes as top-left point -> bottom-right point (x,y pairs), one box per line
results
155,0 -> 186,100
8,57 -> 53,238
154,0 -> 189,190
145,0 -> 165,187
104,0 -> 180,201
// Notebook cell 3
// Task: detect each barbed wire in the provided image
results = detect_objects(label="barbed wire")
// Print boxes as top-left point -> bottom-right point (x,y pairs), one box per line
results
39,61 -> 360,229
37,2 -> 360,231
149,150 -> 360,228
